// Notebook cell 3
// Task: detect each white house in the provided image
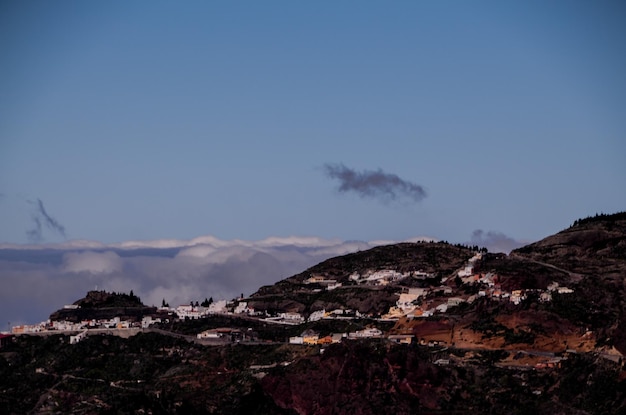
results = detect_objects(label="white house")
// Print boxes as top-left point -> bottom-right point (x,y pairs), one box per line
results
447,297 -> 465,307
280,312 -> 304,323
308,309 -> 326,322
289,336 -> 304,344
413,271 -> 434,279
234,302 -> 254,314
435,304 -> 448,313
397,293 -> 420,311
197,329 -> 221,339
70,330 -> 88,345
208,300 -> 228,314
142,316 -> 161,329
351,328 -> 383,338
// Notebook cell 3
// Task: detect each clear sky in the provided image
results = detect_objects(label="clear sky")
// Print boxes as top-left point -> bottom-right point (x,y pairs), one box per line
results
1,0 -> 625,246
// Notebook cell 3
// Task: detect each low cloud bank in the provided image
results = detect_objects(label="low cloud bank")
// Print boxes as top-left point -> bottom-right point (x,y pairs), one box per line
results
62,251 -> 123,274
0,235 -> 432,325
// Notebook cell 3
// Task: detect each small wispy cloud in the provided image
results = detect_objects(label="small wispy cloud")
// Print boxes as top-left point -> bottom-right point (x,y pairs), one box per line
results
470,229 -> 525,253
323,163 -> 427,203
26,198 -> 66,242
26,216 -> 43,242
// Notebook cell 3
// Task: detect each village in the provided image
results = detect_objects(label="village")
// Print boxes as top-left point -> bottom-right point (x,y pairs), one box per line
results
7,253 -> 576,354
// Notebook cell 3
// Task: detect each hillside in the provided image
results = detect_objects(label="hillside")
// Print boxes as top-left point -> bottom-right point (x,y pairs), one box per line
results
248,242 -> 477,316
49,290 -> 157,323
513,211 -> 626,278
512,212 -> 626,354
2,213 -> 626,414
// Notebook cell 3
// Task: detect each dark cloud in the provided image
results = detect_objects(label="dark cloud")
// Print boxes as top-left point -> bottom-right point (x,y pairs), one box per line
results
470,230 -> 525,253
26,198 -> 66,242
323,163 -> 427,203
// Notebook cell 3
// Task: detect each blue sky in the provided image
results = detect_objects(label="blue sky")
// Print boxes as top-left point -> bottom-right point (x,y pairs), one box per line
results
1,0 -> 625,246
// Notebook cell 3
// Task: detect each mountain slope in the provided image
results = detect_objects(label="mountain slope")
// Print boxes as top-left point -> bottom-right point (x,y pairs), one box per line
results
248,242 -> 477,316
3,213 -> 626,414
513,212 -> 626,278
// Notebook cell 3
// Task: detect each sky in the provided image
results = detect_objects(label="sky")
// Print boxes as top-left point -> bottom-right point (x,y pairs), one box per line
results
0,1 -> 625,324
1,0 -> 625,246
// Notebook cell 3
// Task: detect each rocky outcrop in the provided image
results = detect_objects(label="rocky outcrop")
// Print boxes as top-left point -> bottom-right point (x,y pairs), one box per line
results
49,290 -> 155,323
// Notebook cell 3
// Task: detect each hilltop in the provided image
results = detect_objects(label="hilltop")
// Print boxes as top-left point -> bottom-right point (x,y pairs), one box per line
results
48,290 -> 156,324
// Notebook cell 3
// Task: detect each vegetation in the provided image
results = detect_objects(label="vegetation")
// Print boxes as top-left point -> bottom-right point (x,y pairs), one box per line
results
570,211 -> 626,228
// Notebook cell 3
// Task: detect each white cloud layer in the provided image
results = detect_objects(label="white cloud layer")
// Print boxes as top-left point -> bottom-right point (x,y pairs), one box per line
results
62,251 -> 123,274
0,234 -> 435,325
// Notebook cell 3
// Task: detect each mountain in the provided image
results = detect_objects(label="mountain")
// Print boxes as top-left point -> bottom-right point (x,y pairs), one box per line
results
1,213 -> 625,414
248,242 -> 476,317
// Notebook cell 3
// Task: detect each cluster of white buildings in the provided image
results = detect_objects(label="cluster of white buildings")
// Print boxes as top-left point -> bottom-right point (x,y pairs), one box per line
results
378,276 -> 576,321
455,253 -> 483,278
264,308 -> 366,326
12,252 -> 580,351
18,298 -> 259,336
347,269 -> 434,286
264,312 -> 305,325
11,322 -> 47,334
288,327 -> 384,346
371,251 -> 575,321
12,315 -> 165,335
196,327 -> 245,341
167,300 -> 230,319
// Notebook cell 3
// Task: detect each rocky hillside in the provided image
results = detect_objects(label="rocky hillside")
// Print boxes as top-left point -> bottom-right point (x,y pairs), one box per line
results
512,212 -> 626,354
2,212 -> 626,414
513,211 -> 626,278
49,290 -> 156,323
248,242 -> 477,316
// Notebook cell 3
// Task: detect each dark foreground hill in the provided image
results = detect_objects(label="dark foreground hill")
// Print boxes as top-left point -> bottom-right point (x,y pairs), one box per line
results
1,333 -> 623,414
